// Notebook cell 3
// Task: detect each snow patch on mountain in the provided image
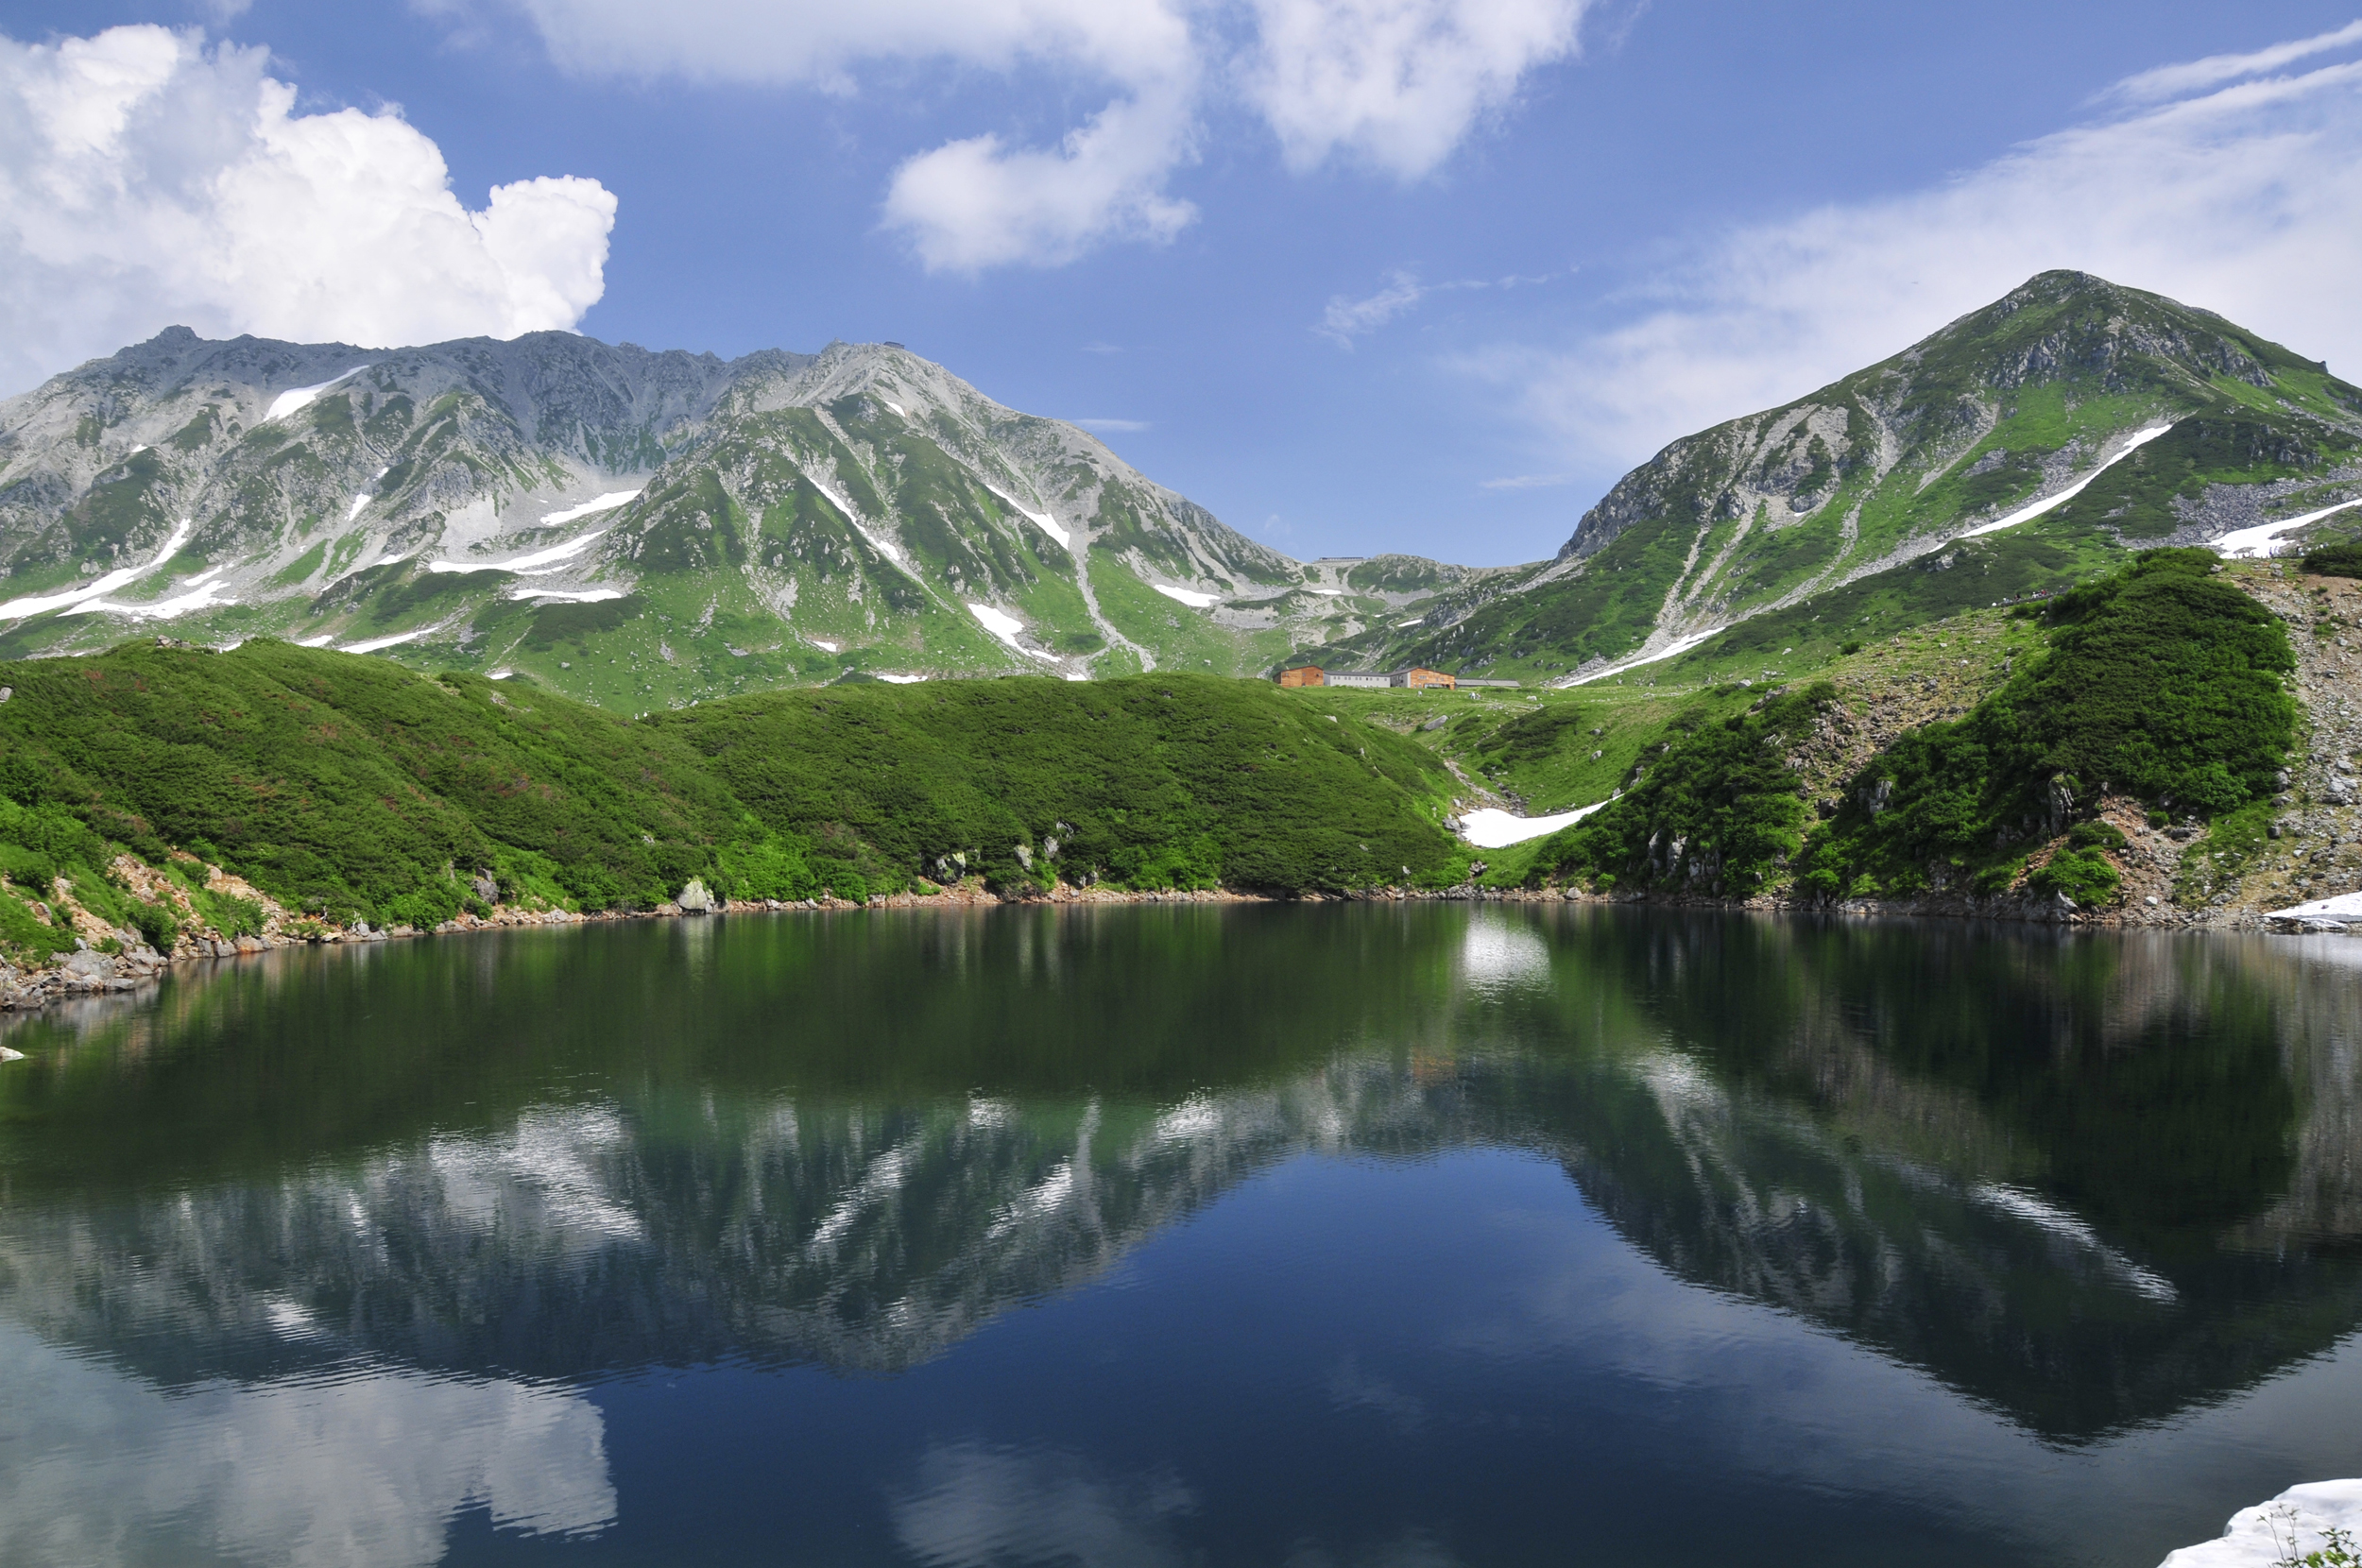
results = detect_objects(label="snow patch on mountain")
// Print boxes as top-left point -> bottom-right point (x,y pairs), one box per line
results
69,566 -> 235,622
344,624 -> 445,654
984,484 -> 1070,549
1154,584 -> 1218,607
1960,423 -> 2176,538
1460,798 -> 1616,847
0,519 -> 192,620
511,587 -> 625,604
428,531 -> 607,575
540,491 -> 643,528
967,602 -> 1054,661
2212,495 -> 2362,558
265,366 -> 370,423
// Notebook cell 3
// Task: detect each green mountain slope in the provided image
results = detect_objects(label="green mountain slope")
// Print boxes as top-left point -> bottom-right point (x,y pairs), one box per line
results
1307,271 -> 2362,685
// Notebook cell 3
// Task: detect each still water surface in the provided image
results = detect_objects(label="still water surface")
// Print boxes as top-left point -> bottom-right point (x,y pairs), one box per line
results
1,905 -> 2359,1567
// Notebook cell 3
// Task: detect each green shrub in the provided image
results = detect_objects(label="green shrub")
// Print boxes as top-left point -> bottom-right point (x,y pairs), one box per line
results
2027,847 -> 2123,905
2067,820 -> 2128,851
125,897 -> 180,952
712,833 -> 820,902
2300,542 -> 2362,578
0,843 -> 56,895
194,889 -> 266,939
0,888 -> 75,961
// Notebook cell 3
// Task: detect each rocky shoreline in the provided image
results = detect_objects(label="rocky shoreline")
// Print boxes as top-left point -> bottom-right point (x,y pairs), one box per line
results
0,869 -> 1275,1013
1,842 -> 2331,1017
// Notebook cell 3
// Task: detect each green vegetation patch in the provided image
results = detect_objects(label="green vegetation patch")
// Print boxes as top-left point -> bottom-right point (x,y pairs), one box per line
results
656,673 -> 1466,895
2301,542 -> 2362,579
0,646 -> 1474,931
0,640 -> 768,926
1798,550 -> 2295,902
1516,685 -> 1827,895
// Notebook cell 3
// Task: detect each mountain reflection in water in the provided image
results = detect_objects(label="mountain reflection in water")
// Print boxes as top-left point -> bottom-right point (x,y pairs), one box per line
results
1,906 -> 2358,1567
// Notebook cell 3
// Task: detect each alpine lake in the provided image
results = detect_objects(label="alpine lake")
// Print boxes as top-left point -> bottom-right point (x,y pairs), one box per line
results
2,903 -> 2358,1568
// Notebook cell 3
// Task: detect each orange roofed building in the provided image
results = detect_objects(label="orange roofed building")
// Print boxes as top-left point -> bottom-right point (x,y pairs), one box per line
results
1275,664 -> 1454,690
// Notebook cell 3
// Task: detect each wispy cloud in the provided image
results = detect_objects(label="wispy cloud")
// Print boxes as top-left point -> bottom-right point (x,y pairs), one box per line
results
1470,41 -> 2362,474
2102,18 -> 2362,104
1480,473 -> 1572,490
1318,266 -> 1568,346
1318,270 -> 1426,345
1070,417 -> 1151,432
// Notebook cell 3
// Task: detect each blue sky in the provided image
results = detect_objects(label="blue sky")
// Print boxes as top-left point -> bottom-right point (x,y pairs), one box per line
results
4,2 -> 2361,565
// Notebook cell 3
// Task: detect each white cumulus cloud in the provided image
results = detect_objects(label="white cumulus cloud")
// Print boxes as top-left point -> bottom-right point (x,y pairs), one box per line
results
458,0 -> 1584,271
1477,41 -> 2362,477
882,79 -> 1199,271
1246,0 -> 1590,177
0,24 -> 616,393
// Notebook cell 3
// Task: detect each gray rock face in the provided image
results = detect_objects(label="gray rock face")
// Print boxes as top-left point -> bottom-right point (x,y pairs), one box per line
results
676,878 -> 715,913
471,874 -> 499,904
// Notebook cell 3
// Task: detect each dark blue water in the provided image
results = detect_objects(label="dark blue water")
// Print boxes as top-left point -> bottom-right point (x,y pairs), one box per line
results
1,905 -> 2357,1567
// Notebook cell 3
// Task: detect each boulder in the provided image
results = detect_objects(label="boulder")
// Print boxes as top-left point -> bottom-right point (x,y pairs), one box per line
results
471,873 -> 499,903
676,878 -> 716,913
61,949 -> 115,980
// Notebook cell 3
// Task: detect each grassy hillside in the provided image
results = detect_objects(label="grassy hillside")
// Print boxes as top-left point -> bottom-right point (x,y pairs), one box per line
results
1502,551 -> 2297,908
0,645 -> 1470,961
653,673 -> 1467,895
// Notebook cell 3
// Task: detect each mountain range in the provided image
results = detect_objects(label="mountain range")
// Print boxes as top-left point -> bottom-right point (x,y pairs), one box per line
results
3,270 -> 2358,706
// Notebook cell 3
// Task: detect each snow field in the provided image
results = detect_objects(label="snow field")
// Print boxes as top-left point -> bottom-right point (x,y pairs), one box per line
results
1153,584 -> 1219,608
984,485 -> 1070,549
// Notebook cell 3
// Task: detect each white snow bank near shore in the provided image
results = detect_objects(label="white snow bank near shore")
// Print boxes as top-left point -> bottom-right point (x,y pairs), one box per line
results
2264,890 -> 2362,921
2159,1479 -> 2362,1567
1459,798 -> 1616,847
